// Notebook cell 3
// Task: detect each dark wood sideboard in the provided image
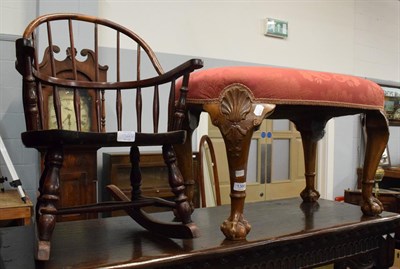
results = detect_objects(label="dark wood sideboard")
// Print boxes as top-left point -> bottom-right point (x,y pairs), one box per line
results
349,166 -> 400,214
346,166 -> 400,214
1,198 -> 398,269
344,189 -> 400,214
380,166 -> 400,190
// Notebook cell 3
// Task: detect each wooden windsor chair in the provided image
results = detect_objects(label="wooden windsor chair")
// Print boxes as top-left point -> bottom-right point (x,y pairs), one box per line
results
15,13 -> 203,260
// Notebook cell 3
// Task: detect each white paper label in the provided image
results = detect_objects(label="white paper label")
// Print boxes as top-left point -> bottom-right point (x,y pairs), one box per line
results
254,104 -> 264,116
235,170 -> 245,177
117,131 -> 136,142
234,182 -> 246,191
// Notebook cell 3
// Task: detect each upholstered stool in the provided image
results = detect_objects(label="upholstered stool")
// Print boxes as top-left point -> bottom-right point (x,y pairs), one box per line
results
175,66 -> 388,240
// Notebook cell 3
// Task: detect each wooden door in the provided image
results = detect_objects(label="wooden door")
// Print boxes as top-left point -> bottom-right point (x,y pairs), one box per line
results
207,117 -> 305,204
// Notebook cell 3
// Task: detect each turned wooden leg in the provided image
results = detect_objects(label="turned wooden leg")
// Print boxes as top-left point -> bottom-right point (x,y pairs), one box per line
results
361,111 -> 389,216
175,122 -> 197,211
36,147 -> 63,260
129,146 -> 142,200
293,119 -> 328,202
163,145 -> 193,224
203,84 -> 275,240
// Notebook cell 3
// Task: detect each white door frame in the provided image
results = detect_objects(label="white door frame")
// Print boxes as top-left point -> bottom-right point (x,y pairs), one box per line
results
317,119 -> 335,200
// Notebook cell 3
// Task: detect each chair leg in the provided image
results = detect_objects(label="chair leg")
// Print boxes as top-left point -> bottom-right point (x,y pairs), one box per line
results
202,84 -> 275,240
162,145 -> 192,224
292,119 -> 327,202
361,111 -> 389,216
129,146 -> 142,200
174,122 -> 197,211
36,147 -> 63,261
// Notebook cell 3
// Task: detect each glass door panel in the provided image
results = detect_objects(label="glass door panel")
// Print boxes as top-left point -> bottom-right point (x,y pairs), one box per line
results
272,139 -> 290,181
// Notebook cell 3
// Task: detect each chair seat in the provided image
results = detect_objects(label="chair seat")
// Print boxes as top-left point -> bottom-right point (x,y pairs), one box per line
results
21,129 -> 186,149
181,66 -> 384,110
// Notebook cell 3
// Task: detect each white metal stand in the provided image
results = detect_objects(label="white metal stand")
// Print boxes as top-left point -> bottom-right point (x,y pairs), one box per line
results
0,135 -> 26,202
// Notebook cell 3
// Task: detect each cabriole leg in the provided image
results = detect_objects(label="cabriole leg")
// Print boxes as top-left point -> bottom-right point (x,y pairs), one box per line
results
361,111 -> 389,216
204,84 -> 275,240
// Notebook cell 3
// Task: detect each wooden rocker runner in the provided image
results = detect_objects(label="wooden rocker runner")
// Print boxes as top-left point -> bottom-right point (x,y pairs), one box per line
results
15,13 -> 203,260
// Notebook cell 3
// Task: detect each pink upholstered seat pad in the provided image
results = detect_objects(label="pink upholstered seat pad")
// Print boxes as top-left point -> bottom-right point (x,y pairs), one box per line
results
179,66 -> 384,110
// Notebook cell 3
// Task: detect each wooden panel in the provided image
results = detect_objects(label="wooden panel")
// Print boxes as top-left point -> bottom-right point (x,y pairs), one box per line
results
41,149 -> 97,222
58,172 -> 86,222
384,167 -> 400,179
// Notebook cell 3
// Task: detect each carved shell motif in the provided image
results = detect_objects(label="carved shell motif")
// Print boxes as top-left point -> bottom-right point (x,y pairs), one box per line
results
221,87 -> 252,123
218,85 -> 253,156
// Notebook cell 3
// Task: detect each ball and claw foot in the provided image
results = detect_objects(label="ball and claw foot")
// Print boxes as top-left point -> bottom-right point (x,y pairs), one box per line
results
300,188 -> 320,202
361,196 -> 383,216
220,214 -> 251,240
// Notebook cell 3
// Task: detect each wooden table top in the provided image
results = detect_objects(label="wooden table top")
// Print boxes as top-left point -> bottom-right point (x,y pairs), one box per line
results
1,198 -> 400,269
0,189 -> 32,209
0,190 -> 33,225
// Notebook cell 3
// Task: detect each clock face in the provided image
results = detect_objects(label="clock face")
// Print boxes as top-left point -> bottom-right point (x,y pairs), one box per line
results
48,88 -> 91,131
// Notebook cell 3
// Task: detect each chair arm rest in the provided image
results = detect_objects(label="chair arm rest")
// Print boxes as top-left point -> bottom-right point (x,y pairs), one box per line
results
33,59 -> 203,90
